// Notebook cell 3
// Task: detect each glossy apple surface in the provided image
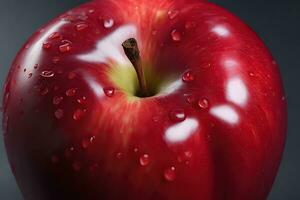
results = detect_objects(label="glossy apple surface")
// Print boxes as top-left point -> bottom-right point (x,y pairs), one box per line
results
2,0 -> 286,199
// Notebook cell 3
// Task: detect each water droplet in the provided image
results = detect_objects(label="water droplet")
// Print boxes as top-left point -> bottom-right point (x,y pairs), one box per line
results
249,72 -> 255,77
3,115 -> 9,134
88,9 -> 95,14
68,72 -> 76,79
40,70 -> 55,78
152,116 -> 160,123
89,163 -> 99,172
28,73 -> 33,78
34,64 -> 39,69
64,147 -> 75,158
72,161 -> 82,171
90,136 -> 96,143
48,32 -> 62,40
54,109 -> 64,119
103,18 -> 114,28
171,29 -> 182,41
185,21 -> 196,29
54,85 -> 59,91
51,155 -> 59,164
52,56 -> 60,64
42,42 -> 51,50
152,30 -> 158,35
198,98 -> 209,109
168,10 -> 179,20
76,22 -> 89,31
77,96 -> 87,104
73,109 -> 86,120
184,94 -> 195,104
139,154 -> 150,166
66,88 -> 77,96
81,139 -> 90,149
23,68 -> 27,72
40,87 -> 49,96
182,70 -> 194,82
164,166 -> 176,182
59,42 -> 72,53
133,147 -> 139,153
103,87 -> 115,97
53,96 -> 63,105
169,109 -> 186,122
116,152 -> 123,159
177,151 -> 192,163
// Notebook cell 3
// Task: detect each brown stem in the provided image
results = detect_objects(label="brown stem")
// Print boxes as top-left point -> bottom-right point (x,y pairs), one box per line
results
122,38 -> 149,97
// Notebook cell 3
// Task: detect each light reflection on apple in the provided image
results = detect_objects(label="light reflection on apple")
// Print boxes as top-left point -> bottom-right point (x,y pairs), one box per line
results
77,24 -> 137,65
164,118 -> 199,144
211,25 -> 230,37
226,77 -> 248,106
210,105 -> 239,124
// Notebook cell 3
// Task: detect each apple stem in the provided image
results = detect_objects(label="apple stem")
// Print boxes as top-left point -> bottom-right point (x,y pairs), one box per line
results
122,38 -> 149,97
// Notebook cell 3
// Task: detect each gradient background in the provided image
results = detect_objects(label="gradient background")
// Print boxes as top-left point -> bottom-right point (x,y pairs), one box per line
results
0,0 -> 299,199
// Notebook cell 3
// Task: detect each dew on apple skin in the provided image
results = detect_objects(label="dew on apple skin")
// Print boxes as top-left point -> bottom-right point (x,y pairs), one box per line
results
171,29 -> 182,42
68,72 -> 77,80
40,70 -> 55,78
103,87 -> 115,97
185,21 -> 196,29
103,18 -> 114,28
182,71 -> 194,82
54,109 -> 64,119
59,42 -> 72,53
198,98 -> 209,109
89,163 -> 99,172
48,32 -> 62,40
168,10 -> 179,20
52,56 -> 61,64
23,68 -> 27,72
28,73 -> 33,79
249,72 -> 255,77
116,152 -> 123,159
76,22 -> 89,31
73,109 -> 86,120
169,109 -> 186,122
184,94 -> 196,104
152,30 -> 158,36
81,139 -> 90,149
66,88 -> 77,96
133,147 -> 139,153
72,161 -> 82,171
42,42 -> 51,50
164,166 -> 176,182
3,115 -> 9,134
34,64 -> 39,69
51,155 -> 60,164
40,87 -> 49,96
177,151 -> 192,163
53,96 -> 64,105
77,96 -> 87,104
139,154 -> 150,167
65,146 -> 75,158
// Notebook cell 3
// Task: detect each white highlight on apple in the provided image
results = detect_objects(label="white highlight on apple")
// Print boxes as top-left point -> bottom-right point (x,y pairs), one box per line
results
159,79 -> 183,96
164,118 -> 199,144
226,77 -> 248,106
212,25 -> 230,37
77,24 -> 137,64
224,59 -> 238,69
210,105 -> 239,124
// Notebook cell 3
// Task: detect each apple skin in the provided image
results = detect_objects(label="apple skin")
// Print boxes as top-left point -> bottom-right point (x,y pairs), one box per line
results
2,0 -> 286,199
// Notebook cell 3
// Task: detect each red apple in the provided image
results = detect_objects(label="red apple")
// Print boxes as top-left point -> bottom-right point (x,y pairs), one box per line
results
2,0 -> 286,199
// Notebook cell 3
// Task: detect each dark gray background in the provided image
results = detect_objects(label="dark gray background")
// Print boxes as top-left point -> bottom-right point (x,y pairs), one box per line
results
0,0 -> 299,199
